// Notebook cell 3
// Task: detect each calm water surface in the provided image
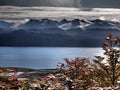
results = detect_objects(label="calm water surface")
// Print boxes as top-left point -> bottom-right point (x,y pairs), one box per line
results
0,47 -> 104,69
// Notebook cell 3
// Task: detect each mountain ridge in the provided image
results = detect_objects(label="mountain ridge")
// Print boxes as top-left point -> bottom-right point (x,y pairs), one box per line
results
0,18 -> 120,47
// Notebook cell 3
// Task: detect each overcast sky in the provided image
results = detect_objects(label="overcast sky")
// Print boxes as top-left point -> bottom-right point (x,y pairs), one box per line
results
0,0 -> 120,8
81,0 -> 120,8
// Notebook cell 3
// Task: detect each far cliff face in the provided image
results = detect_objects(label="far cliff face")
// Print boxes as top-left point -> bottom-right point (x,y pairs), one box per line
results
0,19 -> 120,47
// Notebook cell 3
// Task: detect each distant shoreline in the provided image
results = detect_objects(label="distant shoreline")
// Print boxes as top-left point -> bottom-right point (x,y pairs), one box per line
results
1,66 -> 58,76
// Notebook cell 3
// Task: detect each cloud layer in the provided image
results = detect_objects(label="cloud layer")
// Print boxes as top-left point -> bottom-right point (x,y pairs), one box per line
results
0,6 -> 120,22
81,0 -> 120,8
0,0 -> 81,7
0,0 -> 120,8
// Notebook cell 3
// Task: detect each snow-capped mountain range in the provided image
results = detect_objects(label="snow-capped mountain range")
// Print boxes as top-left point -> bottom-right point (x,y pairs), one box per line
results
0,18 -> 120,47
0,18 -> 120,31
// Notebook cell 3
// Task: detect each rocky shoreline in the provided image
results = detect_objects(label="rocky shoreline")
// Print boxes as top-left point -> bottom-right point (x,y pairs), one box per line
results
18,68 -> 59,80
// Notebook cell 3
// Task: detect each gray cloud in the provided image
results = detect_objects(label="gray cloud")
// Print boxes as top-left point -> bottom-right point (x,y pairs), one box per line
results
0,0 -> 81,7
0,0 -> 120,8
81,0 -> 120,8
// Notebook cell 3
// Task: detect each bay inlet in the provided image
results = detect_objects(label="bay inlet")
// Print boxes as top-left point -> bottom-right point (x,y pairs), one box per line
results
0,47 -> 104,69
